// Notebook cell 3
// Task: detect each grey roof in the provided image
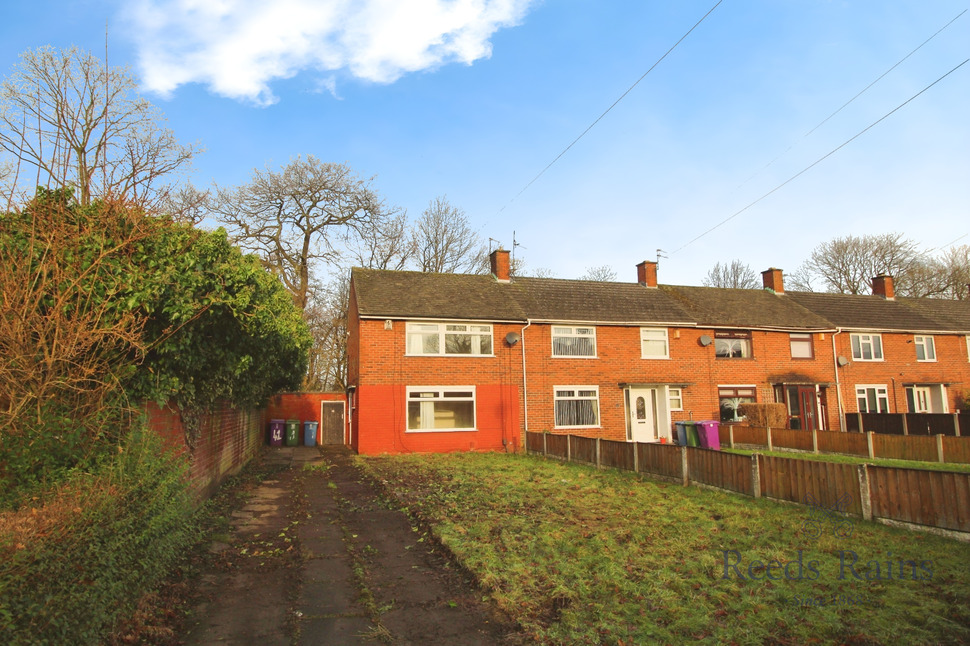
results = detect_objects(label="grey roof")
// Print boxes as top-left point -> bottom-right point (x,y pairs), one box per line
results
787,291 -> 949,332
352,267 -> 970,333
660,285 -> 833,330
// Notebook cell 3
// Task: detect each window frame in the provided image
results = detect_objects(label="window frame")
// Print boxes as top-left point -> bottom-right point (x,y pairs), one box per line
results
714,330 -> 753,359
855,385 -> 889,413
850,333 -> 883,361
667,387 -> 683,411
789,333 -> 814,359
553,385 -> 601,429
405,322 -> 494,357
718,385 -> 757,422
914,335 -> 936,362
405,386 -> 477,432
640,327 -> 670,359
551,326 -> 597,358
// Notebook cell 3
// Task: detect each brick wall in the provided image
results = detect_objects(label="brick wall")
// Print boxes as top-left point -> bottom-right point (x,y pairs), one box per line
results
144,401 -> 263,500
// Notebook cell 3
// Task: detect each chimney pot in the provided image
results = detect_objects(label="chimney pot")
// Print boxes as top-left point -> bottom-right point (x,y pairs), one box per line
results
490,248 -> 511,282
636,261 -> 658,288
761,267 -> 784,294
872,274 -> 895,300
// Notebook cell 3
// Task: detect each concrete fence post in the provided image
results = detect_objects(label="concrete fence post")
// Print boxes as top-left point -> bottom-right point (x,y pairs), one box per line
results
767,427 -> 773,452
751,454 -> 761,499
867,432 -> 875,460
596,437 -> 601,469
954,414 -> 961,437
729,425 -> 735,449
543,432 -> 547,457
632,442 -> 639,473
812,428 -> 818,454
681,446 -> 689,487
567,434 -> 572,462
857,464 -> 872,522
857,413 -> 864,433
901,414 -> 908,436
936,434 -> 944,463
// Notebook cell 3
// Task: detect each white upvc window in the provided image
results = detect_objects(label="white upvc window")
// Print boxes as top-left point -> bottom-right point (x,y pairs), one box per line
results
790,333 -> 814,359
914,335 -> 936,362
668,387 -> 683,411
715,330 -> 752,358
856,385 -> 889,413
551,326 -> 596,358
554,386 -> 600,428
850,333 -> 883,361
640,328 -> 669,359
967,336 -> 970,362
406,387 -> 476,431
406,322 -> 493,356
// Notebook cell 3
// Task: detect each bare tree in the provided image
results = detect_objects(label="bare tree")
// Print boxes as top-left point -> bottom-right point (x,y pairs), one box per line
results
344,209 -> 413,270
0,46 -> 199,210
303,272 -> 350,391
702,260 -> 758,289
211,156 -> 385,310
412,196 -> 487,274
937,244 -> 970,300
579,265 -> 617,282
159,184 -> 210,226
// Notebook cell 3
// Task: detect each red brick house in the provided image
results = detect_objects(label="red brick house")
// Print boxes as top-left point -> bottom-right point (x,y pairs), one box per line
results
346,250 -> 970,454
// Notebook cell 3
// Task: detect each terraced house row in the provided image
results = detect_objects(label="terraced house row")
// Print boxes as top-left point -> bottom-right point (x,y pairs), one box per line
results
346,249 -> 970,455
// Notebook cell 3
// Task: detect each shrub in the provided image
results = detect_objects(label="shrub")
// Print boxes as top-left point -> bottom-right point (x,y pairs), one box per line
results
737,403 -> 788,428
0,425 -> 197,645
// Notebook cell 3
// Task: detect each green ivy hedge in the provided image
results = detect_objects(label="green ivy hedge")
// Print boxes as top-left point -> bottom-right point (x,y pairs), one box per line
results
0,426 -> 197,645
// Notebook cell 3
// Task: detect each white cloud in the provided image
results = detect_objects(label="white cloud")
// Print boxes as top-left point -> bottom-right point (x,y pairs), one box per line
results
125,0 -> 535,105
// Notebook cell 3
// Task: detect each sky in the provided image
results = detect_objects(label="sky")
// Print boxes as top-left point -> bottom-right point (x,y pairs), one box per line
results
1,0 -> 968,286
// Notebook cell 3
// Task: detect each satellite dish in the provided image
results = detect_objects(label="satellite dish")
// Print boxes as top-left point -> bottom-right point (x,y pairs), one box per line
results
698,335 -> 713,347
837,356 -> 849,367
505,332 -> 521,345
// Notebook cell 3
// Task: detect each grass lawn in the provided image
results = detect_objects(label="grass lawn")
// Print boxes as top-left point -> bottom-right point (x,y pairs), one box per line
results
362,452 -> 970,646
724,447 -> 970,474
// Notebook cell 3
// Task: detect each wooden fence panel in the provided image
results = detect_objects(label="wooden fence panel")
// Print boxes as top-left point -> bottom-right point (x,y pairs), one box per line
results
758,455 -> 861,515
600,440 -> 635,471
571,436 -> 596,466
871,434 -> 938,462
943,437 -> 970,464
904,413 -> 957,436
545,433 -> 568,459
860,413 -> 904,434
868,467 -> 970,533
526,432 -> 543,453
771,429 -> 814,452
718,425 -> 732,447
638,443 -> 682,480
687,449 -> 751,495
732,426 -> 768,446
816,431 -> 869,456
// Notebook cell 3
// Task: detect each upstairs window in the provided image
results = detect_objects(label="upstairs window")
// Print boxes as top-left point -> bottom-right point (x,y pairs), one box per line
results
850,333 -> 883,361
552,326 -> 596,357
914,335 -> 936,362
790,333 -> 814,359
554,386 -> 600,428
640,328 -> 669,359
406,322 -> 493,356
715,331 -> 752,359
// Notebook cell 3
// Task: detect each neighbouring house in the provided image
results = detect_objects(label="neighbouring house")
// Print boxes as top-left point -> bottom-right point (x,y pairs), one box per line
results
346,250 -> 970,455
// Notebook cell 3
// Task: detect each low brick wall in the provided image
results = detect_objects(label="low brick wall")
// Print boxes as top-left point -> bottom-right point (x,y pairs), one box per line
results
143,401 -> 263,500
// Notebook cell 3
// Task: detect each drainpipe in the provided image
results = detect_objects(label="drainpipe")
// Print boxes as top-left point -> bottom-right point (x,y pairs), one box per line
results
832,330 -> 845,432
520,320 -> 532,439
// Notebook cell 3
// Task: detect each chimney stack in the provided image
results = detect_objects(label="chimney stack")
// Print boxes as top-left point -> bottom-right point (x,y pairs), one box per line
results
872,274 -> 895,300
490,248 -> 511,283
636,260 -> 658,288
762,268 -> 784,294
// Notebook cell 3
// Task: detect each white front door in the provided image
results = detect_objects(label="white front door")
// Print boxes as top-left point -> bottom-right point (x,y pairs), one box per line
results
628,388 -> 658,443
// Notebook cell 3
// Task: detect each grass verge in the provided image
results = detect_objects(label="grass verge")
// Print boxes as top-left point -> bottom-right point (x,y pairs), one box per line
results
363,452 -> 970,646
724,447 -> 970,473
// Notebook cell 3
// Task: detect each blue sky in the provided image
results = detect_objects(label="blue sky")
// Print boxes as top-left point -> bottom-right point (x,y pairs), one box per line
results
2,0 -> 967,286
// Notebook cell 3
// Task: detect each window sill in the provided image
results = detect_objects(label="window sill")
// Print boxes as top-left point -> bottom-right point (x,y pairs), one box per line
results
405,428 -> 478,433
404,354 -> 496,358
553,425 -> 602,430
551,356 -> 599,360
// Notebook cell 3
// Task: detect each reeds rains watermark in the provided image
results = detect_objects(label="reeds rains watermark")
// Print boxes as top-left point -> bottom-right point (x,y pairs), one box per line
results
718,494 -> 932,607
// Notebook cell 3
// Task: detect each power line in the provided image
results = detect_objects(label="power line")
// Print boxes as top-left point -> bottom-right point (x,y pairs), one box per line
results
672,58 -> 969,254
736,8 -> 967,191
496,0 -> 723,214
